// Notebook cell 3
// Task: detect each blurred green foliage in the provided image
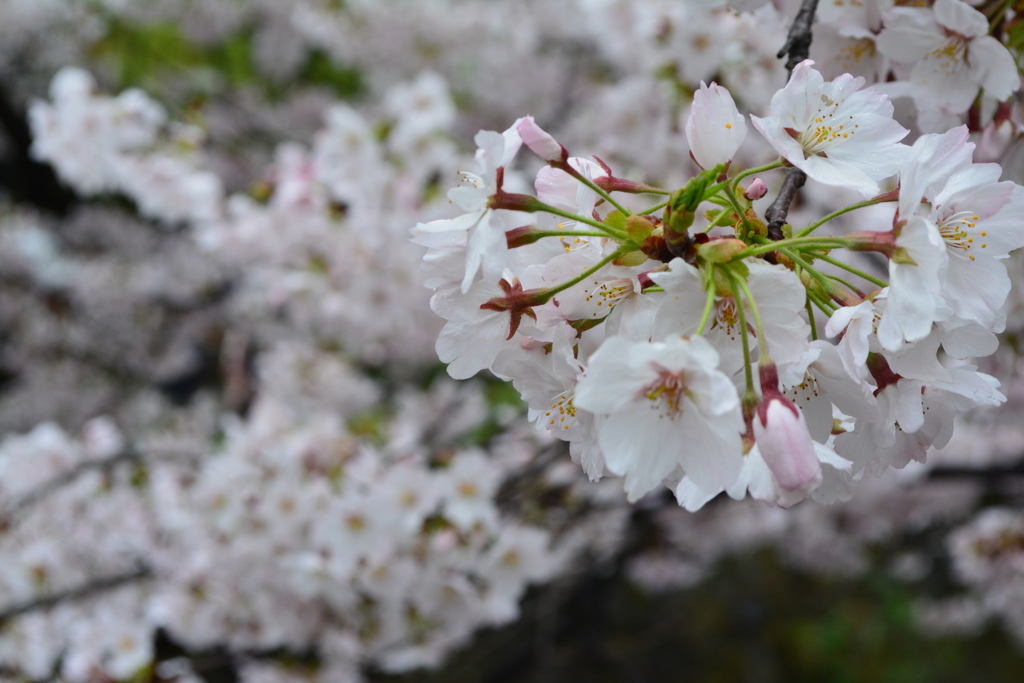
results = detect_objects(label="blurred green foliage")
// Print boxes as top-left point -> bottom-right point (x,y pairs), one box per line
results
89,19 -> 362,103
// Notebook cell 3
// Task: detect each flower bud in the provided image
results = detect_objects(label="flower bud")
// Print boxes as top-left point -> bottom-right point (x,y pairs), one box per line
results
743,178 -> 767,201
754,364 -> 822,494
696,237 -> 746,264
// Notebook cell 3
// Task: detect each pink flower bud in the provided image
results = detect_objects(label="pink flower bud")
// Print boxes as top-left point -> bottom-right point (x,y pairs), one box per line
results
517,116 -> 567,164
754,364 -> 822,495
754,396 -> 822,493
743,178 -> 767,200
755,399 -> 822,492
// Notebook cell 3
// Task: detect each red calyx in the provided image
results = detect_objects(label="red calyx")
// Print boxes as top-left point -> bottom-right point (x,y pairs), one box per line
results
480,278 -> 545,339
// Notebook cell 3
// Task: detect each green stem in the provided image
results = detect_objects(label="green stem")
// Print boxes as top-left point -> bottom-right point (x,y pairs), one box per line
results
727,271 -> 755,394
808,290 -> 837,317
541,205 -> 628,241
794,196 -> 890,238
733,236 -> 849,260
527,230 -> 615,241
805,293 -> 818,341
722,190 -> 753,240
575,173 -> 632,216
642,199 -> 670,216
810,251 -> 889,288
695,270 -> 718,335
732,272 -> 770,362
826,272 -> 862,296
540,249 -> 624,301
780,248 -> 846,310
702,207 -> 735,233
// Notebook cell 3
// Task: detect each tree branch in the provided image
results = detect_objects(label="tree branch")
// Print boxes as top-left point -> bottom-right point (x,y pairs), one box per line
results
776,0 -> 820,75
764,167 -> 807,241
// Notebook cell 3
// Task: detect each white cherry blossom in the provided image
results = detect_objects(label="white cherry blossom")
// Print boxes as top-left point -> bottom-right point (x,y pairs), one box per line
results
751,60 -> 909,196
574,335 -> 744,502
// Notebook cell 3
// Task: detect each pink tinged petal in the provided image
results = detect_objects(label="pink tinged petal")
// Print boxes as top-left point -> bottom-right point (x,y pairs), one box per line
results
798,156 -> 880,196
933,0 -> 989,38
685,81 -> 747,169
517,116 -> 565,163
754,399 -> 822,492
535,166 -> 580,212
534,158 -> 604,215
967,37 -> 1020,101
938,164 -> 1007,216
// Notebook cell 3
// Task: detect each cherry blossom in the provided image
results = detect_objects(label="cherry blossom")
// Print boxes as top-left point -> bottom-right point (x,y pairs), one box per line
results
751,60 -> 909,196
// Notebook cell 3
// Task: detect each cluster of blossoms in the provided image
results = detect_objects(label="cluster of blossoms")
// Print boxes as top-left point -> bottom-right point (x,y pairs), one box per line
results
418,59 -> 1024,511
29,68 -> 223,226
0,350 -> 588,681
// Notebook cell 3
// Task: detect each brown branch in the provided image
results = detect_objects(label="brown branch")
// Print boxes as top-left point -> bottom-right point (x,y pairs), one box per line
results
764,167 -> 807,241
777,0 -> 820,75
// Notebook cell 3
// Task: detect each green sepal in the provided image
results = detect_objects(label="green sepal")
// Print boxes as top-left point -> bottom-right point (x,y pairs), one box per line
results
613,250 -> 649,267
570,316 -> 608,332
604,210 -> 627,232
891,247 -> 918,265
625,214 -> 655,244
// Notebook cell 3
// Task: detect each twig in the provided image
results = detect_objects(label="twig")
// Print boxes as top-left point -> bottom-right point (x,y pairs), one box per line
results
777,0 -> 820,75
764,167 -> 807,241
0,564 -> 151,624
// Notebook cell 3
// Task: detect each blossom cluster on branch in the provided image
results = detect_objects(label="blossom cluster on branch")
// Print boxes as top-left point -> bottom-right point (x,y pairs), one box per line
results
417,57 -> 1024,512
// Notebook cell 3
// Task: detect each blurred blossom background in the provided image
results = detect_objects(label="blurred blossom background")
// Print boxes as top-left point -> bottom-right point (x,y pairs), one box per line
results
1,0 -> 1024,681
